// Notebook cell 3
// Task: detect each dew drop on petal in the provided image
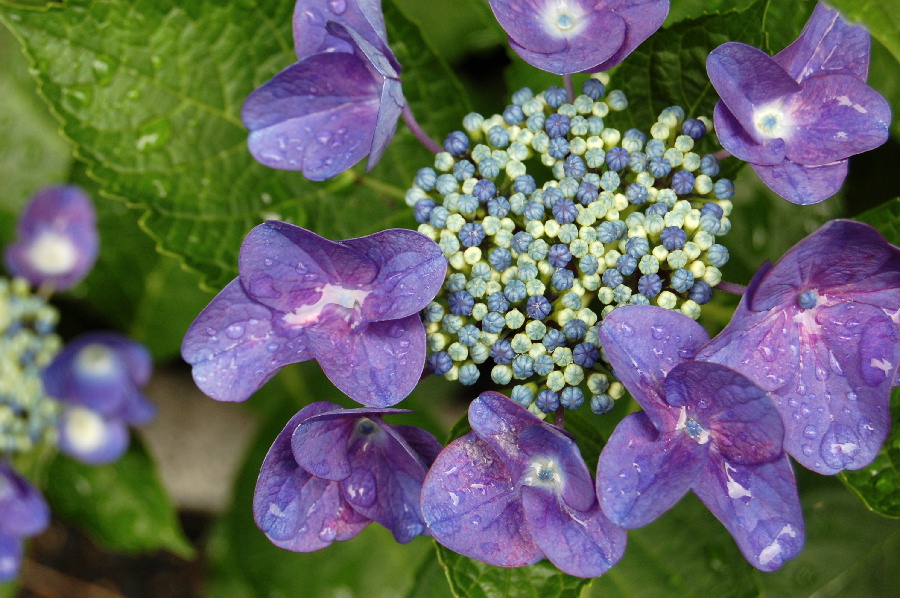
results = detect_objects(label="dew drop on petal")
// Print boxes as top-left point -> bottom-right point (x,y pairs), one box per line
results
802,425 -> 818,439
328,0 -> 347,15
226,324 -> 245,339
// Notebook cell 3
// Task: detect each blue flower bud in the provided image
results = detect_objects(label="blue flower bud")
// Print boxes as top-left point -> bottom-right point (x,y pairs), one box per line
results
512,355 -> 535,378
582,78 -> 605,100
548,137 -> 570,159
488,247 -> 512,272
481,311 -> 506,335
706,244 -> 729,268
517,262 -> 539,281
625,237 -> 650,258
573,342 -> 598,367
435,175 -> 457,196
487,196 -> 511,218
473,179 -> 497,203
449,290 -> 475,316
513,175 -> 536,196
671,170 -> 695,195
670,268 -> 695,293
575,181 -> 598,205
607,90 -> 628,110
542,187 -> 563,209
444,131 -> 469,156
413,198 -> 435,224
645,139 -> 665,158
504,279 -> 527,303
616,254 -> 637,276
606,147 -> 630,172
575,254 -> 596,275
512,87 -> 534,105
510,385 -> 534,407
597,221 -> 622,243
625,182 -> 648,205
551,268 -> 574,291
629,151 -> 649,173
688,280 -> 713,304
526,295 -> 552,320
560,386 -> 585,410
660,226 -> 687,250
429,205 -> 450,228
551,198 -> 578,224
512,232 -> 534,254
536,389 -> 560,413
624,128 -> 647,144
681,118 -> 706,140
698,213 -> 720,234
700,154 -> 720,177
700,202 -> 724,218
545,113 -> 570,138
542,328 -> 566,351
523,200 -> 545,221
414,167 -> 437,190
527,113 -> 546,133
428,351 -> 453,374
544,86 -> 567,108
548,243 -> 572,268
638,273 -> 663,298
458,194 -> 479,216
564,155 -> 587,180
459,363 -> 480,385
648,157 -> 671,177
563,318 -> 587,341
488,125 -> 510,148
453,160 -> 475,180
491,339 -> 515,364
602,268 -> 623,288
591,393 -> 615,414
714,178 -> 735,200
503,104 -> 525,125
479,158 -> 500,179
646,203 -> 668,217
599,171 -> 620,191
458,223 -> 486,248
532,353 -> 554,376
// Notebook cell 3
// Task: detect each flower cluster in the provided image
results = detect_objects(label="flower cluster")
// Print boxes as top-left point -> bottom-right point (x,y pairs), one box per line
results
0,463 -> 49,582
413,77 -> 734,414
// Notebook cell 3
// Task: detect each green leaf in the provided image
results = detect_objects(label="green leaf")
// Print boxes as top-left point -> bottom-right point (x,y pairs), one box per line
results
406,543 -> 455,598
42,437 -> 194,558
436,543 -> 590,598
826,0 -> 900,64
855,196 -> 900,245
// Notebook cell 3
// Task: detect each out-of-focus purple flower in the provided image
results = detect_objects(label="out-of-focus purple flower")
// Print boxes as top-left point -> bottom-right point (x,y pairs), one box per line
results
43,332 -> 155,465
707,3 -> 891,205
181,221 -> 446,408
421,391 -> 626,578
0,464 -> 50,582
254,401 -> 441,549
488,0 -> 669,74
697,220 -> 900,475
4,185 -> 98,291
597,306 -> 804,571
243,1 -> 404,180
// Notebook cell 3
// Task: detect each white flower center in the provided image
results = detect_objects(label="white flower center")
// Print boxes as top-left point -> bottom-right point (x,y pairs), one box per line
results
282,283 -> 370,328
752,101 -> 791,140
64,407 -> 107,453
75,343 -> 118,378
541,0 -> 586,38
26,231 -> 78,276
522,457 -> 563,491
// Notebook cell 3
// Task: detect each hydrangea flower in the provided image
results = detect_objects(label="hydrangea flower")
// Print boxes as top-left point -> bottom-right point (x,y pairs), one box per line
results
4,185 -> 98,291
488,0 -> 669,74
0,463 -> 50,582
181,221 -> 446,408
596,305 -> 805,571
243,0 -> 404,180
696,220 -> 900,474
421,391 -> 626,578
707,3 -> 891,204
254,401 -> 441,550
42,332 -> 155,464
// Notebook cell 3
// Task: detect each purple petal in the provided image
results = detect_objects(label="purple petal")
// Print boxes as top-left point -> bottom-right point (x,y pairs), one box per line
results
468,391 -> 544,478
713,101 -> 786,165
327,21 -> 399,80
0,535 -> 23,582
664,361 -> 784,465
254,404 -> 369,552
706,43 -> 802,142
391,425 -> 444,467
342,229 -> 447,322
518,424 -> 596,512
368,76 -> 404,170
119,388 -> 157,426
421,432 -> 544,567
752,158 -> 847,205
306,313 -> 426,407
692,454 -> 804,571
590,0 -> 671,72
57,406 -> 130,465
292,0 -> 389,61
596,412 -> 706,528
775,2 -> 870,83
521,486 -> 626,577
242,54 -> 381,180
0,464 -> 50,539
781,75 -> 890,164
182,279 -> 312,402
599,305 -> 710,430
4,185 -> 98,290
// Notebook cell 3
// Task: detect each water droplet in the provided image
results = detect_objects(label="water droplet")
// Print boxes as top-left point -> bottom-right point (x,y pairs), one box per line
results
264,258 -> 273,266
266,342 -> 279,353
847,392 -> 858,402
802,445 -> 813,456
815,365 -> 829,381
302,8 -> 324,25
226,323 -> 245,339
205,327 -> 217,336
802,425 -> 818,439
619,323 -> 634,337
650,325 -> 665,340
788,398 -> 799,408
328,0 -> 347,14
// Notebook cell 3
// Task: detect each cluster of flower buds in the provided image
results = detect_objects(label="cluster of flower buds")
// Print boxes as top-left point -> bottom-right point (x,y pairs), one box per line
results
411,77 -> 734,415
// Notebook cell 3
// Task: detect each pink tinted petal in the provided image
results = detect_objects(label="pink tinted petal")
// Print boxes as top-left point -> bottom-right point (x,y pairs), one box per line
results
239,221 -> 376,313
713,101 -> 785,165
421,432 -> 543,567
292,0 -> 388,61
775,2 -> 870,82
468,391 -> 544,478
342,229 -> 446,322
752,158 -> 847,206
307,313 -> 426,407
0,535 -> 23,582
599,306 -> 710,430
692,454 -> 804,571
596,412 -> 706,528
590,0 -> 671,72
521,486 -> 626,578
518,424 -> 595,512
782,75 -> 890,164
775,302 -> 896,474
706,43 -> 801,141
181,279 -> 311,402
242,54 -> 381,180
664,361 -> 784,465
57,408 -> 129,465
0,464 -> 50,538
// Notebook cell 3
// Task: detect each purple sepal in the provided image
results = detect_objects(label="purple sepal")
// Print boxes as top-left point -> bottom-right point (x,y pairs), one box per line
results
596,412 -> 706,528
752,158 -> 848,206
519,425 -> 595,512
420,431 -> 544,567
4,185 -> 98,290
692,454 -> 804,572
598,305 -> 711,430
713,101 -> 786,166
254,404 -> 370,552
292,0 -> 389,61
0,464 -> 50,539
57,406 -> 130,465
0,534 -> 24,582
589,0 -> 671,72
467,390 -> 544,478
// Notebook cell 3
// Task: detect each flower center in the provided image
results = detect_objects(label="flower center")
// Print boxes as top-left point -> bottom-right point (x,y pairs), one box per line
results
797,289 -> 818,310
523,457 -> 562,490
75,343 -> 118,378
63,407 -> 107,453
26,231 -> 78,277
542,1 -> 585,38
676,407 -> 710,444
752,101 -> 790,140
282,283 -> 370,328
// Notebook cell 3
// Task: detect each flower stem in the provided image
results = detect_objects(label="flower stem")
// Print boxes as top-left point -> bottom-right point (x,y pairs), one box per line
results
555,405 -> 565,430
563,74 -> 574,103
716,281 -> 747,296
402,104 -> 442,155
713,148 -> 732,161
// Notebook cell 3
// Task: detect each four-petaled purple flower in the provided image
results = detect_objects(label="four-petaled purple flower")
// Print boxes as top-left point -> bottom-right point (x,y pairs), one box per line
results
0,463 -> 50,582
242,0 -> 404,180
421,391 -> 626,578
254,401 -> 442,549
596,305 -> 804,571
42,332 -> 156,465
181,221 -> 446,408
4,185 -> 98,291
696,220 -> 900,474
488,0 -> 669,74
707,2 -> 891,205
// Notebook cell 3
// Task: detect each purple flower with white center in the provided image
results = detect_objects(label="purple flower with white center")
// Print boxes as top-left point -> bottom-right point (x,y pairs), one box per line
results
488,0 -> 669,74
696,220 -> 900,474
4,185 -> 98,291
707,3 -> 891,205
0,464 -> 50,582
421,391 -> 626,578
596,306 -> 804,571
254,401 -> 441,549
181,221 -> 447,408
242,1 -> 403,180
42,332 -> 155,464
